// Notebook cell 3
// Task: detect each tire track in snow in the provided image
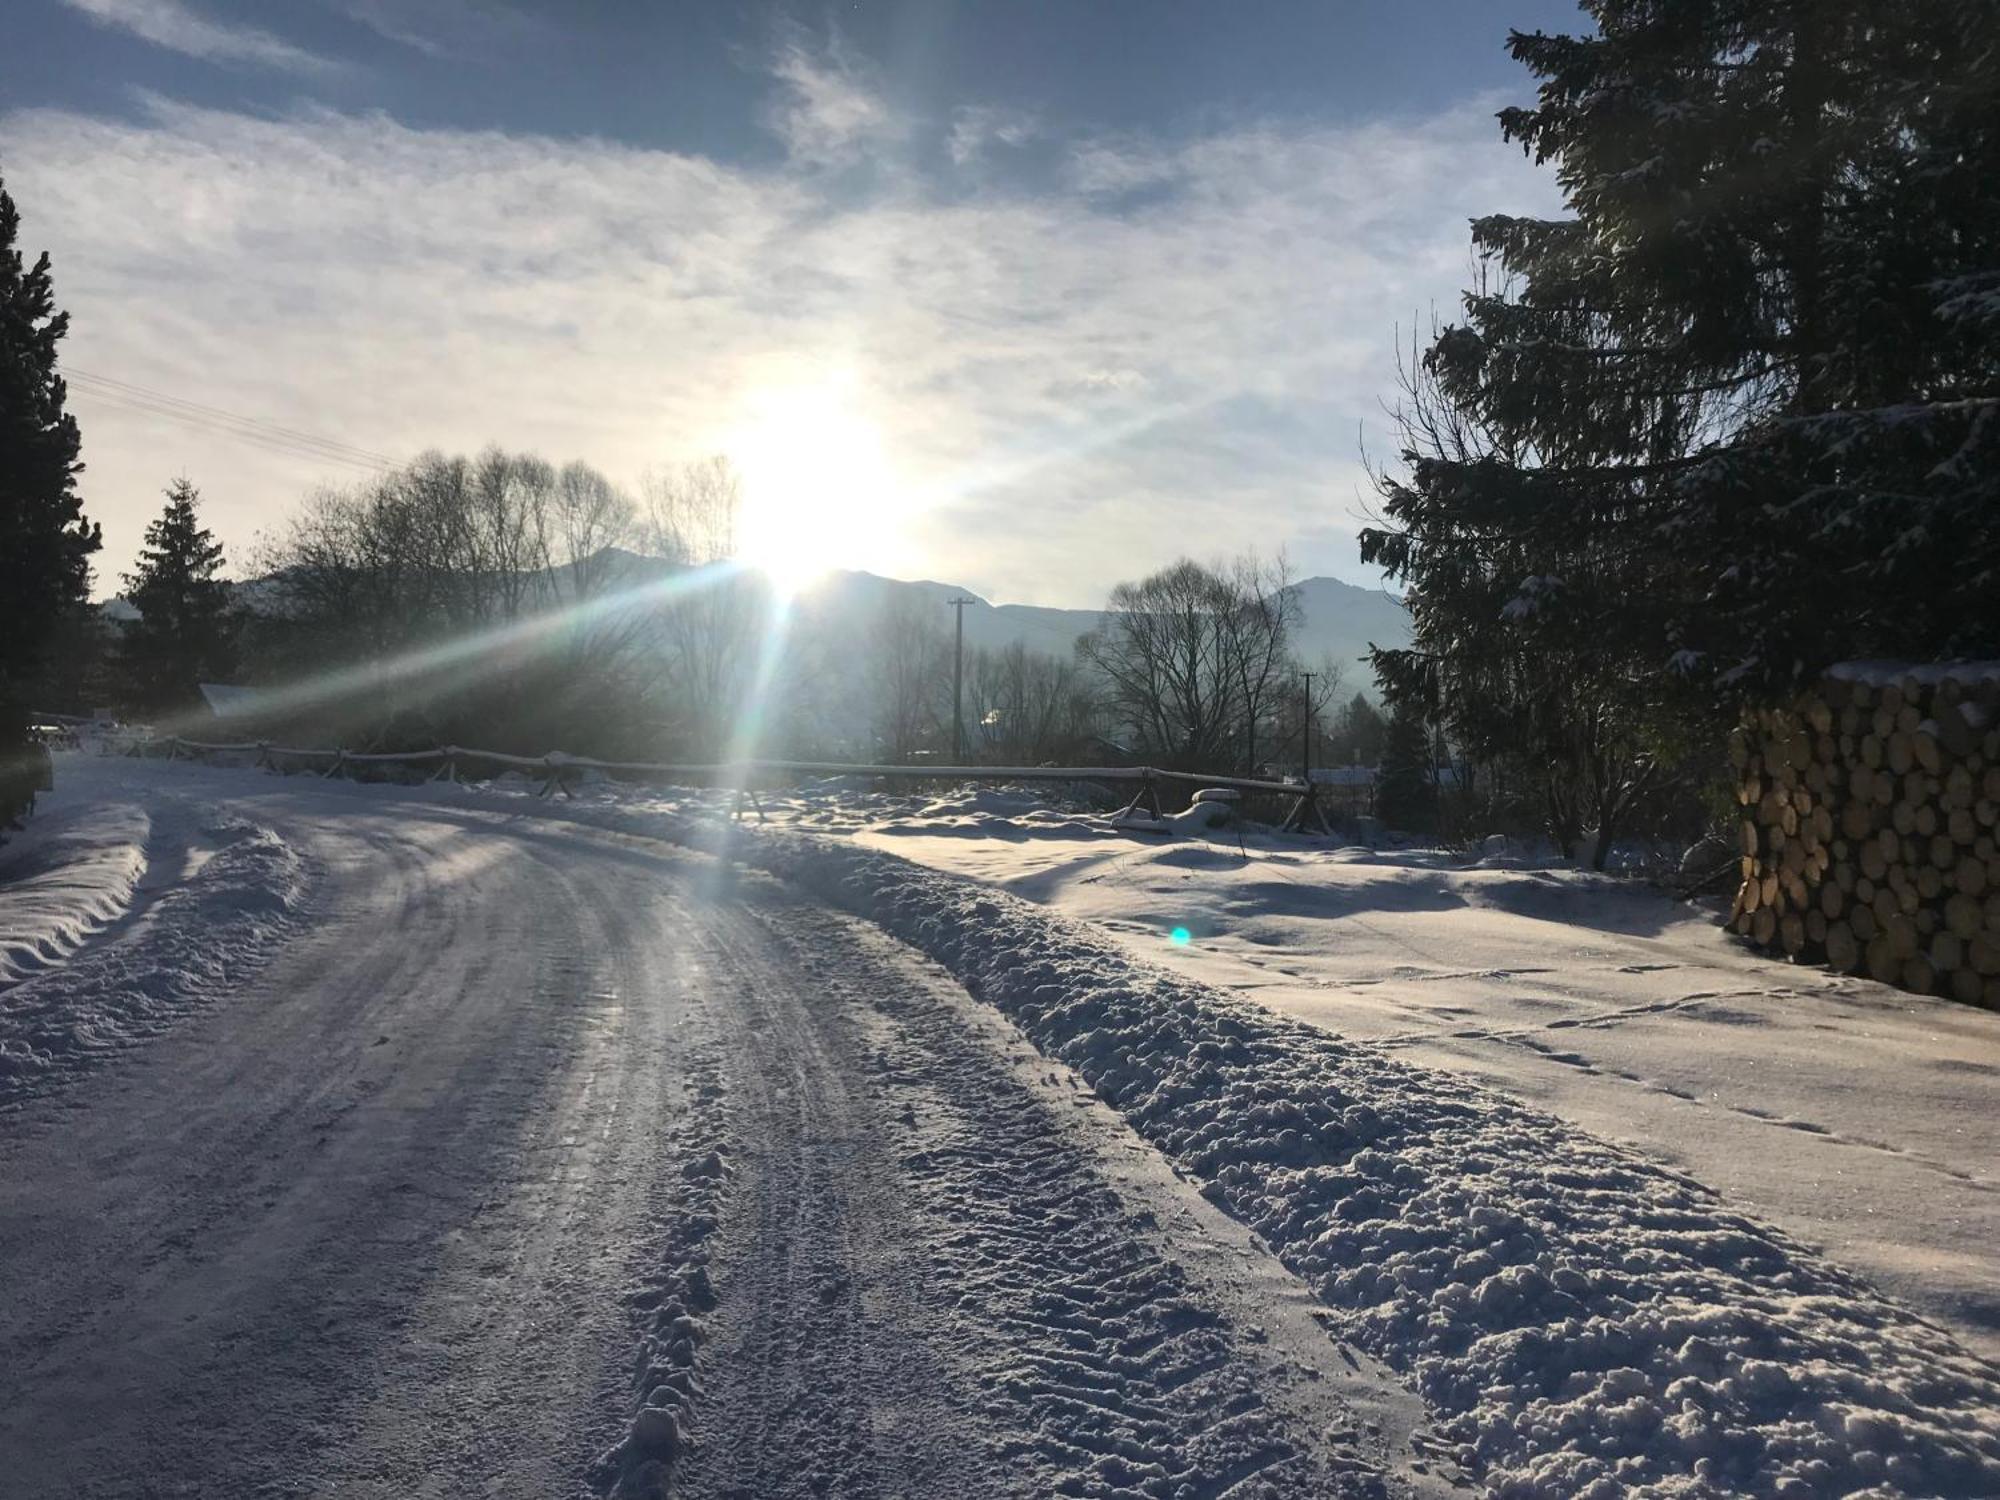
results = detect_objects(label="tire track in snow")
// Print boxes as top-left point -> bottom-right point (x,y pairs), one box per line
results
604,869 -> 1435,1500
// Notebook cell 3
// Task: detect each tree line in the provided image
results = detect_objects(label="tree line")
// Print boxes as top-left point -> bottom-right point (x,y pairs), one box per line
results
23,439 -> 1358,782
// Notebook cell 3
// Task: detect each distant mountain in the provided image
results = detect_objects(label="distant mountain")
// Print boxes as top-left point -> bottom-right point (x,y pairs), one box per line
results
790,568 -> 1408,693
101,554 -> 1408,700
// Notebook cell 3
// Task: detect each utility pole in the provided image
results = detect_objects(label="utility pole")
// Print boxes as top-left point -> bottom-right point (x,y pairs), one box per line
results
949,596 -> 975,764
1300,671 -> 1315,784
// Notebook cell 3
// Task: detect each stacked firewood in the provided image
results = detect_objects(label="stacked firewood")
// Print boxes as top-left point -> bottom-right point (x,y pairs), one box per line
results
1729,665 -> 2000,1006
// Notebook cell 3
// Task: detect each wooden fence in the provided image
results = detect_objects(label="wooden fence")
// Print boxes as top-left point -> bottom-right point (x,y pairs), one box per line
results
121,734 -> 1340,833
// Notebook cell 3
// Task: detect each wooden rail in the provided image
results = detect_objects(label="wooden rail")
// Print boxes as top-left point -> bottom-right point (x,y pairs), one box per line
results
109,733 -> 1335,833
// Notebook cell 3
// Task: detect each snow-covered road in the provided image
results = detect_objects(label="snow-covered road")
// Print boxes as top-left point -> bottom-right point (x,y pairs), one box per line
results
0,761 -> 1431,1498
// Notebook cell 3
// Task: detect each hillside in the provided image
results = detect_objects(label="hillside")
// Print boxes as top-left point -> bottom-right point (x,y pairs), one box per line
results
793,568 -> 1409,689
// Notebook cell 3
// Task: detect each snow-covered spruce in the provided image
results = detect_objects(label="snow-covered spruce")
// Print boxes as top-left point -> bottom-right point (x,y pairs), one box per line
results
619,814 -> 2000,1499
0,811 -> 308,1108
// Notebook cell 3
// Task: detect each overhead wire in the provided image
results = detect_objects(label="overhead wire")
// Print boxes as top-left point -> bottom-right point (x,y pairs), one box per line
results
63,367 -> 397,473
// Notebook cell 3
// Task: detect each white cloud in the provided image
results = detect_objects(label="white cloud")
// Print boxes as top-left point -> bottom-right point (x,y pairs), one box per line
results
338,0 -> 537,60
60,0 -> 333,73
763,35 -> 903,167
0,80 -> 1556,606
948,105 -> 1041,167
1066,138 -> 1179,196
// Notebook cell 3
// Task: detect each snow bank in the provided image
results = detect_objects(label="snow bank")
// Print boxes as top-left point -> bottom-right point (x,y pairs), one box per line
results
0,798 -> 150,986
0,789 -> 310,1109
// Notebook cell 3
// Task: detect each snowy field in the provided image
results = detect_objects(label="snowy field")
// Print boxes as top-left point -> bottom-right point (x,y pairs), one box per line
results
4,754 -> 1998,1497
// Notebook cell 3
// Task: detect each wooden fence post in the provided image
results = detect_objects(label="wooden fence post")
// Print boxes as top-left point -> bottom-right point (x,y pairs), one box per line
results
539,756 -> 574,800
1115,772 -> 1163,822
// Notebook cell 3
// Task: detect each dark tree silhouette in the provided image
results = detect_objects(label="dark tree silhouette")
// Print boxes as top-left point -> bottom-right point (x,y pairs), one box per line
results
119,478 -> 235,717
0,173 -> 98,827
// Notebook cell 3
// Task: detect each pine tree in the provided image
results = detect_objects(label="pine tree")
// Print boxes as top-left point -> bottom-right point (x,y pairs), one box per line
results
1365,0 -> 2000,711
119,478 -> 235,717
0,174 -> 99,748
1374,705 -> 1436,835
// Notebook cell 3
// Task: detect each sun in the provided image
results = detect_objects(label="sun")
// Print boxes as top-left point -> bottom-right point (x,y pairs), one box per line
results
728,376 -> 898,593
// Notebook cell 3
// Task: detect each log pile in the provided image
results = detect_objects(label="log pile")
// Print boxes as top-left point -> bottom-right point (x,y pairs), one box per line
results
1729,664 -> 2000,1007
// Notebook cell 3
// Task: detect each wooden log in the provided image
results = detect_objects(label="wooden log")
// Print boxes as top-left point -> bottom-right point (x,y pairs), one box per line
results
1841,800 -> 1874,840
1913,723 -> 1944,774
1951,967 -> 1984,1005
1970,934 -> 2000,976
1866,935 -> 1901,983
1824,921 -> 1860,972
1903,954 -> 1938,995
1860,841 -> 1889,882
1945,892 -> 1983,939
1752,906 -> 1778,946
1888,730 -> 1914,776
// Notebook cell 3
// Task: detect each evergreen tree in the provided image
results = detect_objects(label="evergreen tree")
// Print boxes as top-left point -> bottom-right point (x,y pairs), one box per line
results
1365,1 -> 2000,714
1327,692 -> 1387,766
1374,705 -> 1436,835
119,478 -> 235,717
0,174 -> 99,748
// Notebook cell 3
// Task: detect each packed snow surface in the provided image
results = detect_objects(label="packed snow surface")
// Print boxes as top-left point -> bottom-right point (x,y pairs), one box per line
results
571,793 -> 2000,1497
13,756 -> 2000,1497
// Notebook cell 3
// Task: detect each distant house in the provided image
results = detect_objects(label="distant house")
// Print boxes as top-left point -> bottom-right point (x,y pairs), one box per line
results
197,683 -> 268,721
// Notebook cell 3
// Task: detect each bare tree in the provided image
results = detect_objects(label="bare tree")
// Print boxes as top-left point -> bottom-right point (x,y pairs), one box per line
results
968,643 -> 1103,764
1219,552 -> 1300,773
639,455 -> 739,566
254,448 -> 654,755
1077,553 -> 1301,772
550,461 -> 636,604
869,593 -> 950,761
635,457 -> 766,757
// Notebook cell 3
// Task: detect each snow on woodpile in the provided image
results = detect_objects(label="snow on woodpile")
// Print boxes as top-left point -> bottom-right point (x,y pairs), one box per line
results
1730,663 -> 2000,1005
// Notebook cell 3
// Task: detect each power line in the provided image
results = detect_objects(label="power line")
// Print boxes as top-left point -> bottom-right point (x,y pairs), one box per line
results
67,367 -> 395,466
63,367 -> 397,472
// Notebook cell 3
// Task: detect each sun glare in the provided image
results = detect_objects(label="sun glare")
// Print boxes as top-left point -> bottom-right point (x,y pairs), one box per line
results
729,377 -> 898,592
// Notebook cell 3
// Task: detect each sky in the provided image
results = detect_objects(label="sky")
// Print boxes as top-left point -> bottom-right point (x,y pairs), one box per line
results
3,0 -> 1583,606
